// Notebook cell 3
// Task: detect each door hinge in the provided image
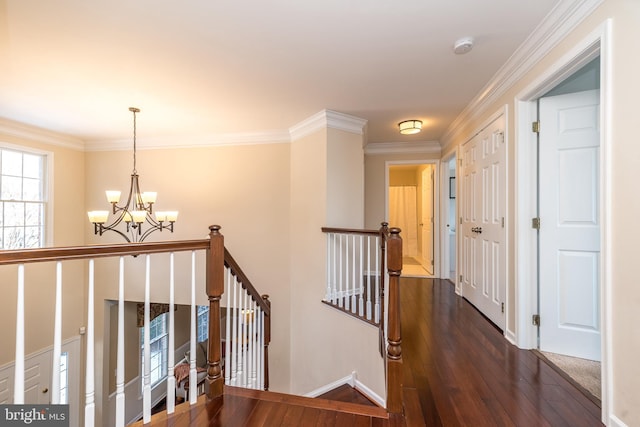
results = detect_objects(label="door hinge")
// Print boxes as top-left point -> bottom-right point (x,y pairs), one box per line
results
431,259 -> 434,266
459,159 -> 463,166
532,314 -> 541,326
501,302 -> 505,313
532,121 -> 540,133
460,274 -> 463,283
460,217 -> 462,225
501,217 -> 505,228
532,217 -> 541,229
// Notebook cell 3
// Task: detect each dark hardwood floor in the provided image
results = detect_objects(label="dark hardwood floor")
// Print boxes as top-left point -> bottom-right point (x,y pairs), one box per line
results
318,384 -> 379,407
135,277 -> 603,426
400,277 -> 603,427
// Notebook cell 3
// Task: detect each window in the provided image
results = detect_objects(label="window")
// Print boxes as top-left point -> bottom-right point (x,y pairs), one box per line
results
140,313 -> 168,387
197,306 -> 209,343
0,148 -> 46,249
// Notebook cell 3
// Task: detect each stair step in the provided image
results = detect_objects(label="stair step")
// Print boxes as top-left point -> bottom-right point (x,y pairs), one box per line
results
226,385 -> 389,419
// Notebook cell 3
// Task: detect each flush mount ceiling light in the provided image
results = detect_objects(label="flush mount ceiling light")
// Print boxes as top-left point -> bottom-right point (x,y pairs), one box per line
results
87,107 -> 178,242
398,120 -> 422,135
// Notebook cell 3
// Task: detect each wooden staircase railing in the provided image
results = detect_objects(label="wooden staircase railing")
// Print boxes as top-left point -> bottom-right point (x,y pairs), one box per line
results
1,224 -> 270,426
321,223 -> 403,414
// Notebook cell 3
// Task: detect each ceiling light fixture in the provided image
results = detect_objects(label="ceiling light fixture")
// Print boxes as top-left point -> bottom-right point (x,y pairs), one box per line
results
87,107 -> 178,242
398,120 -> 423,135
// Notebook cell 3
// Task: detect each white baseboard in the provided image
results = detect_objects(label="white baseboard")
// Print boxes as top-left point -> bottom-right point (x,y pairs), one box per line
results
608,414 -> 629,427
303,371 -> 385,408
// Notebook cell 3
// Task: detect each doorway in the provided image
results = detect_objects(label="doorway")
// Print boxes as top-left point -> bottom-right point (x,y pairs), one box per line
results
387,162 -> 437,277
515,25 -> 610,419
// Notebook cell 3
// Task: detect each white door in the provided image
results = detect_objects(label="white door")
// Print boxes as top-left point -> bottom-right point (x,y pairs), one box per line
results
420,166 -> 434,274
461,114 -> 506,330
538,89 -> 601,361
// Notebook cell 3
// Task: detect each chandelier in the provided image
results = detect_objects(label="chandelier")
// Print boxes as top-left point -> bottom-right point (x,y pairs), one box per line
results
87,107 -> 178,243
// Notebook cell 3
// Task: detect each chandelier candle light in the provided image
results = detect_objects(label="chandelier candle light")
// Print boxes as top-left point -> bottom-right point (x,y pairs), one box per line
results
87,107 -> 178,242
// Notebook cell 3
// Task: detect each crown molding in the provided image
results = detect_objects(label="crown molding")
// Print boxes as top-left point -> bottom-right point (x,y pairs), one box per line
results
289,109 -> 367,141
85,130 -> 291,152
364,140 -> 441,156
0,117 -> 85,150
440,0 -> 604,150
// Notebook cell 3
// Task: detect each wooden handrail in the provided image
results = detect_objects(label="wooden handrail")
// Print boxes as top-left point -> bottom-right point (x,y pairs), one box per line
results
0,239 -> 210,265
224,248 -> 271,316
321,227 -> 380,236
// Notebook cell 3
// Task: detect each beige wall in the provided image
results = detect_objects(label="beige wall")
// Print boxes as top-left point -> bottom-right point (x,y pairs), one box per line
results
440,0 -> 640,423
289,127 -> 384,398
0,130 -> 85,367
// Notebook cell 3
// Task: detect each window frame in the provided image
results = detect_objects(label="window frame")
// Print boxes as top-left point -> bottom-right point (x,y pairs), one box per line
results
0,143 -> 52,248
140,312 -> 169,390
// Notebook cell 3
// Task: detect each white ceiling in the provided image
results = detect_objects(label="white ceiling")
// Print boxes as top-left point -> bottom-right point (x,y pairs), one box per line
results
0,0 -> 560,147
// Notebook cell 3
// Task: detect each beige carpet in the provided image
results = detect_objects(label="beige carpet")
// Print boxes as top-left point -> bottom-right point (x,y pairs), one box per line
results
541,351 -> 601,401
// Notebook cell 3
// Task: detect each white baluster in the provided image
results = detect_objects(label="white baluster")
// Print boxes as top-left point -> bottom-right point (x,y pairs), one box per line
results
231,276 -> 238,386
351,235 -> 357,313
338,234 -> 343,307
359,235 -> 364,317
85,260 -> 95,427
189,251 -> 197,404
248,299 -> 254,388
325,234 -> 332,301
51,262 -> 62,404
224,270 -> 232,385
241,292 -> 248,387
375,236 -> 381,324
256,306 -> 263,390
345,235 -> 350,311
115,257 -> 125,427
366,236 -> 372,320
166,253 -> 176,414
331,234 -> 338,304
14,264 -> 25,404
142,256 -> 151,423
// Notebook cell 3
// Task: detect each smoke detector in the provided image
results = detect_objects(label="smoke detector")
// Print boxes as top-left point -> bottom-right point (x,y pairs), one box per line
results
453,37 -> 474,55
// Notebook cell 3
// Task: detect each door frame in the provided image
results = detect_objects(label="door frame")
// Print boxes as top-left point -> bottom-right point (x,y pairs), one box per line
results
514,20 -> 612,422
439,152 -> 457,288
385,160 -> 440,278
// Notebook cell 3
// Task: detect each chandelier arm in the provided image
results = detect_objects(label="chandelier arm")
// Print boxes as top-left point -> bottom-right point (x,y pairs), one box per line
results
139,225 -> 162,242
94,224 -> 133,243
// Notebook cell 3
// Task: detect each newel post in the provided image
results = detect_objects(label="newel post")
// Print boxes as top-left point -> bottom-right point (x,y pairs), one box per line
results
206,225 -> 225,400
386,227 -> 403,414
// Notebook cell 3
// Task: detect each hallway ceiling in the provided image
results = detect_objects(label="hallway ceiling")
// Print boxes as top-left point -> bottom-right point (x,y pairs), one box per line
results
0,0 -> 560,146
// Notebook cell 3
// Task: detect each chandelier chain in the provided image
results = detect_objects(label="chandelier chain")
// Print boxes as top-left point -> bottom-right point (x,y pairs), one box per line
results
132,108 -> 137,174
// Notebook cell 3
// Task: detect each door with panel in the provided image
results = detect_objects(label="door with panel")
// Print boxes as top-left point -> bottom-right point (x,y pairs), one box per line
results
538,89 -> 601,361
461,114 -> 506,330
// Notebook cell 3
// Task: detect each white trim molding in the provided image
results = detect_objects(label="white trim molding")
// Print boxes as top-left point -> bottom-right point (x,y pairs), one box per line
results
441,0 -> 604,151
365,140 -> 441,156
85,130 -> 291,152
290,109 -> 367,141
0,117 -> 85,150
303,371 -> 385,408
